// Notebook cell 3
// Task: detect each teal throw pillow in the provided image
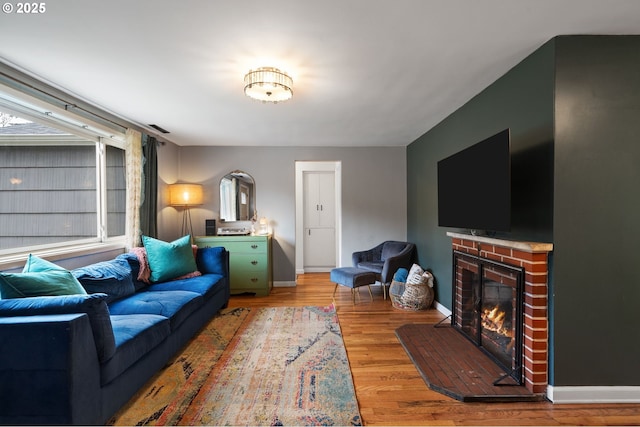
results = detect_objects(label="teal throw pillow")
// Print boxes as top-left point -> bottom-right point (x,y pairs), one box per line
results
142,235 -> 198,283
22,253 -> 66,272
0,270 -> 87,299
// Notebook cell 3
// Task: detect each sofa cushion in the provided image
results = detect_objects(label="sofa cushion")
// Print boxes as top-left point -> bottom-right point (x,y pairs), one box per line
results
146,274 -> 225,300
142,235 -> 198,283
196,246 -> 226,275
0,270 -> 87,299
107,290 -> 203,331
0,293 -> 116,362
101,314 -> 170,385
72,258 -> 135,303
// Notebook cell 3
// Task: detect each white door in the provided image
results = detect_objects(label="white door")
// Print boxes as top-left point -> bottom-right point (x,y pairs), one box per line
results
303,172 -> 335,228
301,170 -> 337,272
295,161 -> 342,275
304,228 -> 335,269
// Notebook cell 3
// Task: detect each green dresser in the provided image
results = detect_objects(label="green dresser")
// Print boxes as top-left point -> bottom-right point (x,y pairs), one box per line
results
195,235 -> 272,296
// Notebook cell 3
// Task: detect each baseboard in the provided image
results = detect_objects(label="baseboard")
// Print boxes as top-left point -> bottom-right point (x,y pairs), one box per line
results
274,281 -> 296,288
301,268 -> 333,273
433,300 -> 452,318
547,385 -> 640,403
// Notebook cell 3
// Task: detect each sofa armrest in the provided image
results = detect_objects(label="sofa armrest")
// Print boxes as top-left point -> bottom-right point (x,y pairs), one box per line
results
196,246 -> 230,278
381,245 -> 416,284
351,250 -> 366,266
0,314 -> 102,425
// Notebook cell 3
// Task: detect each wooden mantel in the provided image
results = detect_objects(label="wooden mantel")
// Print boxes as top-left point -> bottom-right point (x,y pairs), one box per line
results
446,232 -> 553,253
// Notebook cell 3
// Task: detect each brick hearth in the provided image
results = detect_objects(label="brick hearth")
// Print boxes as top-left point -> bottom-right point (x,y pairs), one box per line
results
447,232 -> 553,395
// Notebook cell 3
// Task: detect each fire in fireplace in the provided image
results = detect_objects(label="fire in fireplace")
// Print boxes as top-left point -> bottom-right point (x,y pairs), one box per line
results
452,251 -> 524,384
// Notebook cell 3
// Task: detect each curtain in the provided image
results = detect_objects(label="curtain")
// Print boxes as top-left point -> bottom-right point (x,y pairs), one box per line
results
140,135 -> 158,240
124,128 -> 142,249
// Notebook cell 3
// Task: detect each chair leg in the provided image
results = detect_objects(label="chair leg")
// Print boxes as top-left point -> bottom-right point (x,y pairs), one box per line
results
367,285 -> 373,301
333,283 -> 340,299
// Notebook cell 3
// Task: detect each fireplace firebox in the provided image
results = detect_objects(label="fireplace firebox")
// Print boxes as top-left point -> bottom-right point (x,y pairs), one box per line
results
452,250 -> 524,385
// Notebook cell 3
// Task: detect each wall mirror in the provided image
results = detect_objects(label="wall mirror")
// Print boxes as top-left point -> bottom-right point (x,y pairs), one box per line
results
219,170 -> 256,221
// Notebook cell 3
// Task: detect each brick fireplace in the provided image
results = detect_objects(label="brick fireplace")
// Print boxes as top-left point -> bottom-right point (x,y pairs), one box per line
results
447,232 -> 553,395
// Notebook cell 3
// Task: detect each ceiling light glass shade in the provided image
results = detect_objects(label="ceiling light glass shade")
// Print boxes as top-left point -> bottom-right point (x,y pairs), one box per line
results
169,183 -> 203,206
244,67 -> 293,103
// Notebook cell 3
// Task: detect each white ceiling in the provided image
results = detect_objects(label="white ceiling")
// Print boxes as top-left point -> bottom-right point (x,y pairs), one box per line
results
1,0 -> 640,147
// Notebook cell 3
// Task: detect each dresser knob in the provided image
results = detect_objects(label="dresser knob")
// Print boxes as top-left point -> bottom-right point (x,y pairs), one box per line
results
251,244 -> 258,249
250,277 -> 258,282
251,260 -> 258,265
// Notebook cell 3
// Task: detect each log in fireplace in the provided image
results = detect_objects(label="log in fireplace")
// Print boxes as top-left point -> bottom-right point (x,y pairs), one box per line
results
452,250 -> 524,385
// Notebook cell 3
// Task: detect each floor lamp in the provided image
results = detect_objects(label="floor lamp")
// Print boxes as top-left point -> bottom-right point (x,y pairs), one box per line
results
169,183 -> 203,240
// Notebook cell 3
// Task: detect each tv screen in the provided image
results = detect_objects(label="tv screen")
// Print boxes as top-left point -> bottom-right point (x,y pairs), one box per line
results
437,129 -> 511,232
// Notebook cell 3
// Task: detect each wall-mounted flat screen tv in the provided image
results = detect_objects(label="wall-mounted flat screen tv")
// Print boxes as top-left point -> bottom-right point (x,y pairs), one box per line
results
437,129 -> 511,232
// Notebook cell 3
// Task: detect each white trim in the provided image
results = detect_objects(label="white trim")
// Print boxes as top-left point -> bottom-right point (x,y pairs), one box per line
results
547,385 -> 640,403
0,84 -> 125,143
0,134 -> 91,145
274,280 -> 296,288
434,300 -> 452,318
301,267 -> 333,273
0,240 -> 126,270
294,161 -> 342,274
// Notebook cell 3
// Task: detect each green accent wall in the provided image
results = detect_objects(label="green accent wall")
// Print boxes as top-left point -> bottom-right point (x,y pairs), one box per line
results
553,36 -> 640,386
407,40 -> 555,309
407,35 -> 640,387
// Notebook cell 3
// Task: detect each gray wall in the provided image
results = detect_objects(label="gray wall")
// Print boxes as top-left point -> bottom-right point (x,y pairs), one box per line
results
158,145 -> 407,283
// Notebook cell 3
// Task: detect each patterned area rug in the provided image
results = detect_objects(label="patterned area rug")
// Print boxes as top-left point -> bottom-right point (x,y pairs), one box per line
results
110,305 -> 361,426
110,307 -> 250,425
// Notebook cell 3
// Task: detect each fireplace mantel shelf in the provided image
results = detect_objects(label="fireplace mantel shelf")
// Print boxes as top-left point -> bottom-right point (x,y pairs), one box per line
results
446,232 -> 553,253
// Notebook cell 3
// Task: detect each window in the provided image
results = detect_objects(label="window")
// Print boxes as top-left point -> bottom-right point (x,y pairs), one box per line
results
0,105 -> 126,255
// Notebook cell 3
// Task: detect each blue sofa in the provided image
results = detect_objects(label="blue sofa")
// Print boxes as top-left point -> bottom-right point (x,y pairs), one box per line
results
0,246 -> 230,425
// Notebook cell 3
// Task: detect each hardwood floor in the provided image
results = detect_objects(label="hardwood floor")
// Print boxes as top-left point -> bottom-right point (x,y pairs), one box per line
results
227,273 -> 640,426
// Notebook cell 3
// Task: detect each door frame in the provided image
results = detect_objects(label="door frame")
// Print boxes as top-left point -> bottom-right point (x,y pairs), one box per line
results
295,161 -> 342,275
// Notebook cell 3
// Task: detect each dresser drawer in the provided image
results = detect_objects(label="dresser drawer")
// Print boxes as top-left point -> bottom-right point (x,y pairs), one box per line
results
230,253 -> 268,271
222,240 -> 267,253
231,269 -> 268,290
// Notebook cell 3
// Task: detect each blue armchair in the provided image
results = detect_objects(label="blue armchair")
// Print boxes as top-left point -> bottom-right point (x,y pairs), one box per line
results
352,241 -> 416,299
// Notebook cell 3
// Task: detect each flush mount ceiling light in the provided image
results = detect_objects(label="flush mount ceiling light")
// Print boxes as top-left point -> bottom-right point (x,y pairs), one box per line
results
244,67 -> 293,103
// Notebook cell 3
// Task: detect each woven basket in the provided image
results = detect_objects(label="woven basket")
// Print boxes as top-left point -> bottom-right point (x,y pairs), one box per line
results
390,265 -> 435,311
402,281 -> 434,311
389,280 -> 406,310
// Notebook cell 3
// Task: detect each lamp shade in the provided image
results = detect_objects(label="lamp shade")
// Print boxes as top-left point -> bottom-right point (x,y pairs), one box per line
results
169,183 -> 203,206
